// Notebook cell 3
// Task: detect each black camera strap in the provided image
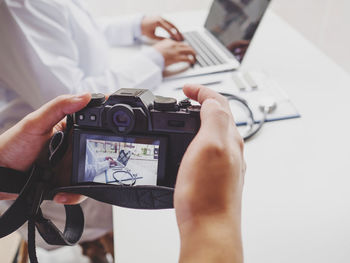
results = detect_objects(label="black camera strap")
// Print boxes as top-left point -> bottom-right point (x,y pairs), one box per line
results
0,116 -> 174,262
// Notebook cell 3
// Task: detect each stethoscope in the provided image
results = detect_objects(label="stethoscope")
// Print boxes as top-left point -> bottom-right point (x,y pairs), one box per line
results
112,170 -> 138,186
219,92 -> 277,141
174,86 -> 277,141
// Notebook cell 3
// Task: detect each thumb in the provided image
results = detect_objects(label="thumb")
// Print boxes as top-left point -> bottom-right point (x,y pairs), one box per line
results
23,93 -> 91,134
198,98 -> 230,140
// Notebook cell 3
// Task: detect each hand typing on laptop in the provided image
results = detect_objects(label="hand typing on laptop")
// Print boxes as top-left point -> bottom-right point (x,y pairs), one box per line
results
154,39 -> 196,66
164,0 -> 271,80
141,16 -> 184,41
140,16 -> 197,67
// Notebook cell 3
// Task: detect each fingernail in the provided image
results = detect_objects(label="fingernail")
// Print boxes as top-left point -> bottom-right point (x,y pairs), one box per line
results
54,194 -> 68,204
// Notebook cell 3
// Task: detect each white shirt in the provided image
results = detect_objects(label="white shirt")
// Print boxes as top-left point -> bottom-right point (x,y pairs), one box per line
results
0,0 -> 164,133
0,0 -> 165,250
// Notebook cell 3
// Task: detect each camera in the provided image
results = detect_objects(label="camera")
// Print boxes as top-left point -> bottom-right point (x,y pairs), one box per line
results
71,89 -> 201,188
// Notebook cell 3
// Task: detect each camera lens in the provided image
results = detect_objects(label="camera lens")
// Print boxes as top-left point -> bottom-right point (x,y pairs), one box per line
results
107,104 -> 135,134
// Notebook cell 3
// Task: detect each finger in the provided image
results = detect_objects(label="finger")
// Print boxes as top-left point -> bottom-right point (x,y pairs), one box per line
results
152,36 -> 166,41
179,46 -> 197,57
184,85 -> 243,145
175,55 -> 196,65
23,93 -> 91,135
187,55 -> 196,64
198,99 -> 230,139
178,42 -> 193,48
53,118 -> 67,133
54,193 -> 87,205
0,192 -> 18,200
183,84 -> 230,113
159,20 -> 182,41
162,19 -> 184,41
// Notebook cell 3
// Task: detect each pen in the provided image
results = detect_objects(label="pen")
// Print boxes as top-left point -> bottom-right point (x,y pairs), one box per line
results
173,80 -> 223,90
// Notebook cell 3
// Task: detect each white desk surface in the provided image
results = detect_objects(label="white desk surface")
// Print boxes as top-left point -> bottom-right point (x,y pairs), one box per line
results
113,10 -> 350,263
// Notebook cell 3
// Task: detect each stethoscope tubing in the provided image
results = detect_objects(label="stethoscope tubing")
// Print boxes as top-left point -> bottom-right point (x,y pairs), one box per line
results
219,92 -> 267,141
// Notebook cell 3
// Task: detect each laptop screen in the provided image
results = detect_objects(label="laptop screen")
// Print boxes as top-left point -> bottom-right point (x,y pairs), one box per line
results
204,0 -> 270,62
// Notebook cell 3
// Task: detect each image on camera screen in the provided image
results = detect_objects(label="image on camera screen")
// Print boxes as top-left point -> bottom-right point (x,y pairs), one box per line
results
83,135 -> 161,186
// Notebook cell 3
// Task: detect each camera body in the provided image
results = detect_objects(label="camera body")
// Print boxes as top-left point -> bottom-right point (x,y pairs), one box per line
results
72,89 -> 200,187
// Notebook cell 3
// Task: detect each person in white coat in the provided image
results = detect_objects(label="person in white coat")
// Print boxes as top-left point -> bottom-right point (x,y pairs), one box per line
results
0,0 -> 196,254
85,142 -> 117,181
0,0 -> 196,133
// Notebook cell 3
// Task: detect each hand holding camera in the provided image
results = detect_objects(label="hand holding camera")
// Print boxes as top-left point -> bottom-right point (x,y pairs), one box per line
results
175,84 -> 245,262
0,85 -> 245,262
0,85 -> 244,208
0,93 -> 91,204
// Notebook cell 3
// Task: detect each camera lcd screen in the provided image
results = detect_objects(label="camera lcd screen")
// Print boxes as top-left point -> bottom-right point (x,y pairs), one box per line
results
73,132 -> 167,186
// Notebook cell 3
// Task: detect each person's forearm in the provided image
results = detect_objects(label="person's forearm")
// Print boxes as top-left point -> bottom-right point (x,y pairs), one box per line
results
178,215 -> 243,263
96,14 -> 144,46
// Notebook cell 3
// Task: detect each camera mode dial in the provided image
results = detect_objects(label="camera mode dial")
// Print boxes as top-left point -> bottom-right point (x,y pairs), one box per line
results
154,96 -> 177,111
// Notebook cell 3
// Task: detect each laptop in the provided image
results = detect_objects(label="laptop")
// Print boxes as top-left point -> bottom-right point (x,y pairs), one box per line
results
164,0 -> 271,80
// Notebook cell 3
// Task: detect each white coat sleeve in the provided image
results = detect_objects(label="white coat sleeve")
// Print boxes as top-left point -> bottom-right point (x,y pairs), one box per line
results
5,0 -> 162,109
96,14 -> 144,46
96,15 -> 165,69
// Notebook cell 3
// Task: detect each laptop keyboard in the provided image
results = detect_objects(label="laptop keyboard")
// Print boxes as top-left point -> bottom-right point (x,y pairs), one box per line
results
183,31 -> 227,68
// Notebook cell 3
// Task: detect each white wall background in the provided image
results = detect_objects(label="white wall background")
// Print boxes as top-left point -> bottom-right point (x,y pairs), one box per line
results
86,0 -> 350,74
273,0 -> 350,75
